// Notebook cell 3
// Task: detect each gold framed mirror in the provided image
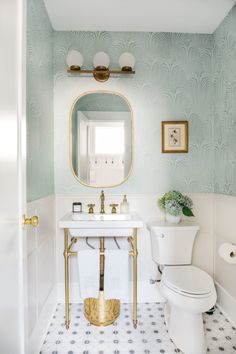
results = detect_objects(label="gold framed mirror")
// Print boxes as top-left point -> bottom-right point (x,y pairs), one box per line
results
69,90 -> 133,188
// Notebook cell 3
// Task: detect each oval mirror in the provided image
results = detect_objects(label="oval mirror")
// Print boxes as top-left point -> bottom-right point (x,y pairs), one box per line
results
70,91 -> 133,187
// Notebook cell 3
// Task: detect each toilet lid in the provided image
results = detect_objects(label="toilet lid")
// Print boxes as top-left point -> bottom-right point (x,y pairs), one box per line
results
162,266 -> 214,296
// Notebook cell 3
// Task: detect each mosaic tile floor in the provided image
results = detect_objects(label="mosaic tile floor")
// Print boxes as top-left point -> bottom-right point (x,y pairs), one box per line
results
40,303 -> 236,354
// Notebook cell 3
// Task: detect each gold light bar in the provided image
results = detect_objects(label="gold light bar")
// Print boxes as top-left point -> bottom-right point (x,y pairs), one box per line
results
67,67 -> 135,82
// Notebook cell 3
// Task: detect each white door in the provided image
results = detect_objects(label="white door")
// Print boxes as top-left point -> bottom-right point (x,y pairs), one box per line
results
0,1 -> 28,353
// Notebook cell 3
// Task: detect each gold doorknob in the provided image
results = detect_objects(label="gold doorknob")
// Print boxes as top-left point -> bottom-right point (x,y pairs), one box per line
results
22,214 -> 39,227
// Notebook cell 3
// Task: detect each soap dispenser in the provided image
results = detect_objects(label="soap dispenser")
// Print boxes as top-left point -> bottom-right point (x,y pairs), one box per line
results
120,195 -> 129,214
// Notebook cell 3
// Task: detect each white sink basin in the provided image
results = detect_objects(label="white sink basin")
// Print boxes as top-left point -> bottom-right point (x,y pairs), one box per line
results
59,212 -> 143,237
72,213 -> 131,221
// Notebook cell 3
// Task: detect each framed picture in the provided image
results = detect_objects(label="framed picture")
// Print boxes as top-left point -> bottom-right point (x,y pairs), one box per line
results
162,121 -> 188,153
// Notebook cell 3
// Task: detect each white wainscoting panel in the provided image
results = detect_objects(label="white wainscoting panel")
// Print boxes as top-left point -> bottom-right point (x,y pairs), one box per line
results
214,194 -> 236,325
215,282 -> 236,327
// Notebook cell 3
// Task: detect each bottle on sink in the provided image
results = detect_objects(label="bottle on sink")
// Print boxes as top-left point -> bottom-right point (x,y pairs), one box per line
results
120,195 -> 129,214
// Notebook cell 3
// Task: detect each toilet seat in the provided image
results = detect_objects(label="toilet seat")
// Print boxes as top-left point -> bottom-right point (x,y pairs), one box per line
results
162,265 -> 214,298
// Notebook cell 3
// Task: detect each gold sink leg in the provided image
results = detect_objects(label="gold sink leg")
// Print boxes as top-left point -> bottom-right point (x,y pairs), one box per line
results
63,228 -> 70,329
133,228 -> 138,328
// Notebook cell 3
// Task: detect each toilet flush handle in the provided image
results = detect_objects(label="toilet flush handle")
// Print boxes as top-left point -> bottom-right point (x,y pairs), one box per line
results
159,233 -> 165,238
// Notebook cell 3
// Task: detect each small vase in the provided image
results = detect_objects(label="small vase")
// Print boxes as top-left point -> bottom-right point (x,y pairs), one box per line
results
165,213 -> 181,224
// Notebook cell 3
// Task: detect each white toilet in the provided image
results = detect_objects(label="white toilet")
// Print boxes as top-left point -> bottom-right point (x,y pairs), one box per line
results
149,220 -> 217,354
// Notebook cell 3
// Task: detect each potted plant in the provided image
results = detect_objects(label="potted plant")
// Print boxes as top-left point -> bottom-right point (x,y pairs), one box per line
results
158,191 -> 194,224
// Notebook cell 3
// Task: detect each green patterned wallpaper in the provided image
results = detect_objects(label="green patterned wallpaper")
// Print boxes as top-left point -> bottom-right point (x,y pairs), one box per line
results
27,0 -> 54,202
213,5 -> 236,195
27,3 -> 236,198
53,32 -> 214,194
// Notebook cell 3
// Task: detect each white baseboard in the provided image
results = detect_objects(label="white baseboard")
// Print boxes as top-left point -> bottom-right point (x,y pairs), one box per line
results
215,282 -> 236,327
57,281 -> 165,304
29,285 -> 57,354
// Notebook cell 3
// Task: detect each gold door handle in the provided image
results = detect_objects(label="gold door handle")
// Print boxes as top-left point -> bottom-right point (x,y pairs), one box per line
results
22,214 -> 39,227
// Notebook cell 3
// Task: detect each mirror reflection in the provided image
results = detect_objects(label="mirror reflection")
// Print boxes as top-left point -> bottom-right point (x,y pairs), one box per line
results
70,92 -> 133,187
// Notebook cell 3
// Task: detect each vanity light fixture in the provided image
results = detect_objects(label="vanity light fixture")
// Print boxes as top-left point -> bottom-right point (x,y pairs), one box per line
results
66,50 -> 135,82
67,50 -> 84,71
93,52 -> 111,82
119,52 -> 135,72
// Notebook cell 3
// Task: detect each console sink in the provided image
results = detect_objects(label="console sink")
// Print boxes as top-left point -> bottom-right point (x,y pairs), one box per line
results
59,212 -> 143,237
72,212 -> 131,221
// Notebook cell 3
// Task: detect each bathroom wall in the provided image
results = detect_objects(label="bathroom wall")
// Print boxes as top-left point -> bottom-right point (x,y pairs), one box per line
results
53,32 -> 215,306
213,195 -> 236,326
213,6 -> 236,196
27,0 -> 56,352
27,0 -> 54,202
53,31 -> 214,195
213,5 -> 236,325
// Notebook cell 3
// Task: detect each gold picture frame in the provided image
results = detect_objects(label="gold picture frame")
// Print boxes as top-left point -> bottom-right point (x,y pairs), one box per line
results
162,121 -> 188,153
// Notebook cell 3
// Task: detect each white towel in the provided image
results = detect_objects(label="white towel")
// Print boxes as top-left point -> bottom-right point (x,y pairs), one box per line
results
104,250 -> 130,300
77,249 -> 100,299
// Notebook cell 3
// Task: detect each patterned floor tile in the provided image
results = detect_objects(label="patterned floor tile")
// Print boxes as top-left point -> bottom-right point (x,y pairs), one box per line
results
40,303 -> 236,354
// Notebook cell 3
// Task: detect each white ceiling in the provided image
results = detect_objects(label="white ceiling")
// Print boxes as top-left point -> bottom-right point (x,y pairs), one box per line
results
44,0 -> 236,34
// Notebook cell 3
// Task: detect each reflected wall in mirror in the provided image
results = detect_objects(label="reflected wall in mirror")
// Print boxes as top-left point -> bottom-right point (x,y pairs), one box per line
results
70,91 -> 133,187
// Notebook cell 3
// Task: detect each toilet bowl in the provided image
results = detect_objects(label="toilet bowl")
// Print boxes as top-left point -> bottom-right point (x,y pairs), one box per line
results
160,265 -> 217,354
148,221 -> 217,354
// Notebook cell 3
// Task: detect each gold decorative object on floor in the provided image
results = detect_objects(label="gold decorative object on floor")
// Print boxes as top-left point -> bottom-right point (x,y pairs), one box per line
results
84,236 -> 120,326
84,291 -> 120,326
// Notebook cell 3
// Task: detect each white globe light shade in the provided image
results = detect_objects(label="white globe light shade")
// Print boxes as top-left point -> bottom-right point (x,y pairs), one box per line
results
66,50 -> 84,68
93,52 -> 110,68
119,52 -> 135,70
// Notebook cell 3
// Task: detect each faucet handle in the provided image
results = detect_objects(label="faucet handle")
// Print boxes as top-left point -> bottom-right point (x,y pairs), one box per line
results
110,204 -> 118,214
87,204 -> 95,214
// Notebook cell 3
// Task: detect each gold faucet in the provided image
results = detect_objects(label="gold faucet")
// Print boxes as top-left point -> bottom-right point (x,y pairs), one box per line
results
87,203 -> 95,214
110,204 -> 118,214
100,190 -> 105,214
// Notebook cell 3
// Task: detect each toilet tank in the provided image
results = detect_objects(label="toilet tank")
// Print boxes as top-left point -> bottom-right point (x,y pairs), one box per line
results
148,221 -> 200,265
